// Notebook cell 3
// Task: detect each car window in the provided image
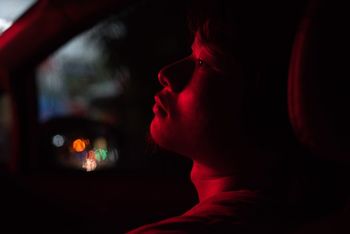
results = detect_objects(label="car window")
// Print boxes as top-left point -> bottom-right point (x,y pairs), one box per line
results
0,0 -> 37,35
37,18 -> 128,122
36,0 -> 190,173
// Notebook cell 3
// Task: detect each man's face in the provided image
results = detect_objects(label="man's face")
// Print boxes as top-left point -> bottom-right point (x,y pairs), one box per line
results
150,33 -> 246,160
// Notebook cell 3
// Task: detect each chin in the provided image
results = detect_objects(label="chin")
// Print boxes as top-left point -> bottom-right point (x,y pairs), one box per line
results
150,118 -> 182,154
150,117 -> 168,148
150,117 -> 202,159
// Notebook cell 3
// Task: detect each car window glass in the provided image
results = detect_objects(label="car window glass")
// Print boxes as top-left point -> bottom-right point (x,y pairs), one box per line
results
0,0 -> 37,35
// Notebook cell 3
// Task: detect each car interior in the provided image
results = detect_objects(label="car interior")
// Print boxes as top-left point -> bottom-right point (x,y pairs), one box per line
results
0,0 -> 349,233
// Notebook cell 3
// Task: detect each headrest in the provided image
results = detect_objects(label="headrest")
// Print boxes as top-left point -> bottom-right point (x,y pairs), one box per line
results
288,0 -> 350,161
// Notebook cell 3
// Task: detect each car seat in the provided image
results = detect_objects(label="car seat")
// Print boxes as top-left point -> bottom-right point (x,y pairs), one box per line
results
288,0 -> 350,233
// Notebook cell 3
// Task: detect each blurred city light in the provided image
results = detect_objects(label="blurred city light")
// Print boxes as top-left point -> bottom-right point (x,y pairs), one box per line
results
52,134 -> 65,147
82,151 -> 97,172
72,138 -> 88,152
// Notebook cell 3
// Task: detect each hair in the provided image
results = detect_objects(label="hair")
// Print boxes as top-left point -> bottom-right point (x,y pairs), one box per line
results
186,0 -> 306,153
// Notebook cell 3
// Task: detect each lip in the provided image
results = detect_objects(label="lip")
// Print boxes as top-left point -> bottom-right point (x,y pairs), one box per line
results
153,94 -> 168,116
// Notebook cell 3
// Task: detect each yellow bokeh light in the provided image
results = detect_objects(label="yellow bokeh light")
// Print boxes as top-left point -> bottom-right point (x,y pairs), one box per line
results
94,137 -> 107,149
72,139 -> 86,152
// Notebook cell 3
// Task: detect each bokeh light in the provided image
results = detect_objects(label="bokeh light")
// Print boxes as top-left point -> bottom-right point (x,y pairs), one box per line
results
72,138 -> 87,152
52,134 -> 65,147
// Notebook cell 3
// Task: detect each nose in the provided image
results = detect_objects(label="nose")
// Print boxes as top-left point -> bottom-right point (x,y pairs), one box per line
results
157,56 -> 194,92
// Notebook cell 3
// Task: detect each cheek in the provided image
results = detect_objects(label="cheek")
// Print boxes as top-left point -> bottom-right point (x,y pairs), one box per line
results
195,83 -> 246,139
177,91 -> 200,118
150,73 -> 246,155
177,83 -> 210,127
170,86 -> 211,140
149,89 -> 206,153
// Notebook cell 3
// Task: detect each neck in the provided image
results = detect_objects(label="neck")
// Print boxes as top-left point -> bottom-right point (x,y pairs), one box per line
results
190,155 -> 271,202
190,161 -> 239,201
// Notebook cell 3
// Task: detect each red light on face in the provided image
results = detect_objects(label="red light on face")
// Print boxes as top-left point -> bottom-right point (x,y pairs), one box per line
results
72,139 -> 86,152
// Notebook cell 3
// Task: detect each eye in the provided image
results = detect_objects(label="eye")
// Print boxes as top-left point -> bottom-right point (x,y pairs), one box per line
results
190,54 -> 207,68
197,59 -> 204,66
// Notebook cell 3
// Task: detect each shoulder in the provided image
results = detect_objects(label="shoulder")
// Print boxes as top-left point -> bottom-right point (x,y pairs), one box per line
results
126,215 -> 211,234
126,190 -> 270,234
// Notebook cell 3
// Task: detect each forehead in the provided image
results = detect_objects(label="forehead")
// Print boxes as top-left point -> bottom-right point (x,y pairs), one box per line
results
191,32 -> 214,57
